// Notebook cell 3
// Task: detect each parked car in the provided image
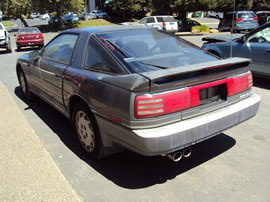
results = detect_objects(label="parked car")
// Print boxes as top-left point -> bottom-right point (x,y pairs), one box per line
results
39,13 -> 50,20
30,12 -> 40,19
178,18 -> 201,32
0,22 -> 12,53
16,26 -> 260,161
62,13 -> 79,22
139,16 -> 178,33
48,16 -> 59,25
256,11 -> 270,25
16,27 -> 44,50
218,11 -> 259,32
80,12 -> 97,20
90,10 -> 108,18
202,22 -> 270,77
206,11 -> 224,19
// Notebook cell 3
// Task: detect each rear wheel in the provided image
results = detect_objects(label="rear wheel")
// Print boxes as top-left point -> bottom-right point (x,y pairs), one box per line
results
73,102 -> 104,159
17,46 -> 21,51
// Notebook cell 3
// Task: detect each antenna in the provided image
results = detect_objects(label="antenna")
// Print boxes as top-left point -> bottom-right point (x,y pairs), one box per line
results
230,0 -> 236,58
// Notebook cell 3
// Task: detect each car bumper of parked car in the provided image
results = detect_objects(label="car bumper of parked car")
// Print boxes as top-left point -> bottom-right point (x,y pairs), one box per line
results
16,39 -> 44,47
235,23 -> 259,31
96,93 -> 260,156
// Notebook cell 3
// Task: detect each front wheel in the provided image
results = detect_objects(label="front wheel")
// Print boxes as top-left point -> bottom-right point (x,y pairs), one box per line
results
73,102 -> 104,159
18,69 -> 31,100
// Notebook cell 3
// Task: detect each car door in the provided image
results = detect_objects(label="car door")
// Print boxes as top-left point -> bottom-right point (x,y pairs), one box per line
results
38,33 -> 79,110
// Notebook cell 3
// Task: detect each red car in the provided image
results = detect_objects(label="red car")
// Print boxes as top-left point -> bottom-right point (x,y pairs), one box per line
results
16,27 -> 44,50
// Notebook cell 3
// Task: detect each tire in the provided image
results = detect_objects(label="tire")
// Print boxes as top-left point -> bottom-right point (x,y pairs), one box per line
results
72,102 -> 104,159
7,39 -> 12,53
17,46 -> 21,51
17,68 -> 32,100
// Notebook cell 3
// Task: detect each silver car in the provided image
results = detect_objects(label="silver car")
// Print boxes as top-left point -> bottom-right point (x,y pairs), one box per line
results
202,22 -> 270,77
139,16 -> 178,33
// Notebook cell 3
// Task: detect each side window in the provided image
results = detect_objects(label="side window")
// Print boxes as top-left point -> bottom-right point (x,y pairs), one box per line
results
139,18 -> 147,24
42,34 -> 78,64
85,38 -> 119,74
146,17 -> 155,23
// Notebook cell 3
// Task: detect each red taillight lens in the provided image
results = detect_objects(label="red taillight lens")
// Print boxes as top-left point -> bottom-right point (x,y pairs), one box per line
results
17,35 -> 22,40
135,88 -> 191,118
253,17 -> 258,21
162,22 -> 166,27
236,18 -> 243,22
227,72 -> 252,96
36,34 -> 43,39
135,71 -> 252,119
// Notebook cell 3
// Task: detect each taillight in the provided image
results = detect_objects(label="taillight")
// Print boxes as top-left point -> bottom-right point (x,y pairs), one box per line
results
253,17 -> 258,21
236,18 -> 243,22
17,35 -> 22,40
135,71 -> 252,119
36,34 -> 43,39
162,22 -> 166,28
135,88 -> 191,118
227,72 -> 252,96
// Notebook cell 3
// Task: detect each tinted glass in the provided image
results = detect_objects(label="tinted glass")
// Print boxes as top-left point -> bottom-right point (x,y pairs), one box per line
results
97,29 -> 218,73
237,12 -> 255,18
85,38 -> 119,73
157,16 -> 176,22
19,28 -> 40,34
42,34 -> 78,63
0,24 -> 3,29
146,17 -> 155,23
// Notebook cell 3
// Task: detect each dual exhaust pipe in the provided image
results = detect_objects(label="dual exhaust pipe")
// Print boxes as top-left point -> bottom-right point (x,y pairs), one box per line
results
166,147 -> 192,162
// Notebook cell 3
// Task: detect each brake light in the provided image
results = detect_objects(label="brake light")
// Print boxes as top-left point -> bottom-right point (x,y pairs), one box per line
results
36,34 -> 43,39
162,22 -> 166,28
236,18 -> 243,22
135,71 -> 252,119
227,72 -> 252,96
17,35 -> 22,40
135,88 -> 191,118
253,17 -> 258,21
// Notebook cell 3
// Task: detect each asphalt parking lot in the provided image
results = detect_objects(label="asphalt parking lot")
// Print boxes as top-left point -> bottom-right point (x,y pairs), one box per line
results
0,31 -> 270,201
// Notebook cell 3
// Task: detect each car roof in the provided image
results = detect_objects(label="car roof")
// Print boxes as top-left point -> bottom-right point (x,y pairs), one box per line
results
63,25 -> 150,35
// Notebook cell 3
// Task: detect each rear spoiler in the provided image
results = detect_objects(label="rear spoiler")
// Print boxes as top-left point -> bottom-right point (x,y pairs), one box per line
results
100,58 -> 251,92
140,57 -> 251,92
202,37 -> 227,43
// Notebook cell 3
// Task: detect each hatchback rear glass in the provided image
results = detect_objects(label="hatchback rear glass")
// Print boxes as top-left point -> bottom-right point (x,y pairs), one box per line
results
97,29 -> 217,73
237,12 -> 256,18
157,17 -> 176,22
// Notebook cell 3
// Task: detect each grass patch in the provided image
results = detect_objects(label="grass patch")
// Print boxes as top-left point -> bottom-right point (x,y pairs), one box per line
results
77,19 -> 116,28
1,21 -> 16,28
192,25 -> 210,33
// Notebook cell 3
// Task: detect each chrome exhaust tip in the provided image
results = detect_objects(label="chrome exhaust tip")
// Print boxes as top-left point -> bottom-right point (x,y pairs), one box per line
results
167,151 -> 183,162
183,148 -> 192,158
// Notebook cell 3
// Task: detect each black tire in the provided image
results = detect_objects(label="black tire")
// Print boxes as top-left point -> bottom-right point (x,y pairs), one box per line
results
72,102 -> 104,159
7,39 -> 12,53
17,46 -> 21,51
17,68 -> 31,100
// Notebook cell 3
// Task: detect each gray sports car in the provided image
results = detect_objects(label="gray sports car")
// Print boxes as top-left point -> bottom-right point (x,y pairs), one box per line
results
202,22 -> 270,77
16,26 -> 260,161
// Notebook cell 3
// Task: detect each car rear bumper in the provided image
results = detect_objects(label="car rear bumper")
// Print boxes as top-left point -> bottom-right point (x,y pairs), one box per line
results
235,23 -> 258,30
96,93 -> 260,156
16,39 -> 44,47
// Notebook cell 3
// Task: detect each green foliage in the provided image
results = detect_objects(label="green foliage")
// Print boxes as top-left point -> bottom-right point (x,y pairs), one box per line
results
106,0 -> 151,20
192,25 -> 210,32
1,21 -> 15,28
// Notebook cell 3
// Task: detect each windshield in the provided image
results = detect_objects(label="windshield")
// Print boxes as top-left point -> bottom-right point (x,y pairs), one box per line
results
97,29 -> 218,73
19,28 -> 40,34
237,12 -> 256,18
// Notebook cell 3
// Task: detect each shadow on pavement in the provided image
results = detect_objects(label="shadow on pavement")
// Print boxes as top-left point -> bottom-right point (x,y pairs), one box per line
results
15,86 -> 236,189
253,75 -> 270,90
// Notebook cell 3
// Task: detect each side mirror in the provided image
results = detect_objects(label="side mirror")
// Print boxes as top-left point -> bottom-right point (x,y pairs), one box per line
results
239,35 -> 247,43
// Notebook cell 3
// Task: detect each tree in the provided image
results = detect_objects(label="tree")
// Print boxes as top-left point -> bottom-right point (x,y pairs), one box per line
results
31,0 -> 84,27
252,0 -> 270,11
106,0 -> 151,21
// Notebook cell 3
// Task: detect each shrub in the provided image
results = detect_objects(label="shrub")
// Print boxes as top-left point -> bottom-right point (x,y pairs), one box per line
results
192,25 -> 210,33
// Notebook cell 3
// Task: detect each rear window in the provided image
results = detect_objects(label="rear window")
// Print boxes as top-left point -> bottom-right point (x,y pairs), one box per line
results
157,16 -> 176,22
19,28 -> 40,34
96,29 -> 217,73
237,12 -> 256,18
0,24 -> 3,29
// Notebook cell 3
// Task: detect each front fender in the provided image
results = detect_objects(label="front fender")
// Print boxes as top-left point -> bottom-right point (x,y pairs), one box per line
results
201,45 -> 224,58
